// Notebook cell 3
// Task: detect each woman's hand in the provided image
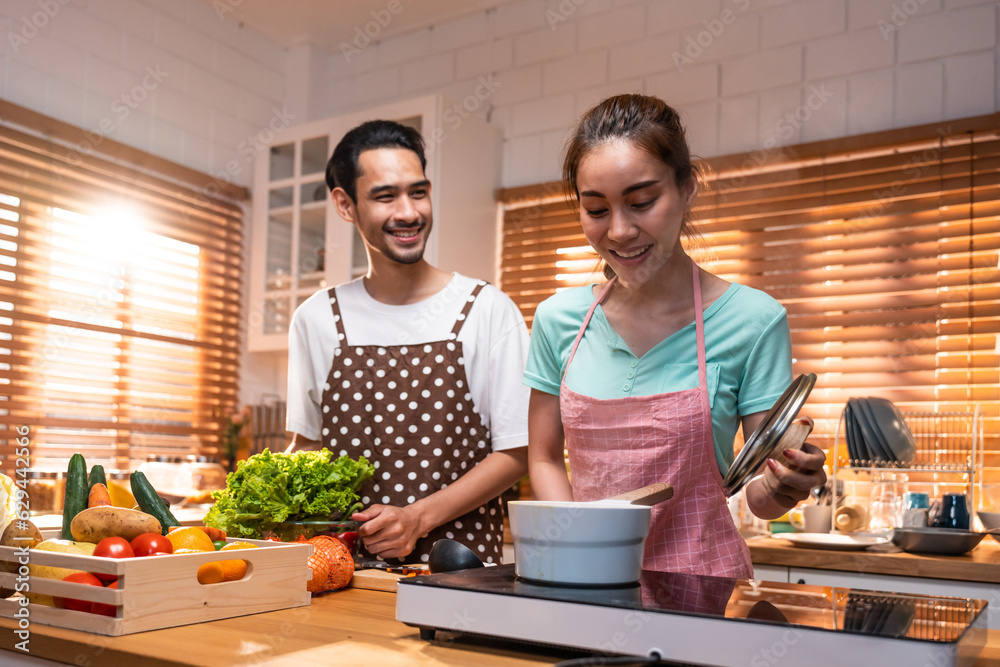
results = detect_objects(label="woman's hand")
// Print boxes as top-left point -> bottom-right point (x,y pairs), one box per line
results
745,442 -> 828,520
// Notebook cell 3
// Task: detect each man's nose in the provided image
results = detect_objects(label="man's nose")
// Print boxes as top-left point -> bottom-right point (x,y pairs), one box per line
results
393,195 -> 420,222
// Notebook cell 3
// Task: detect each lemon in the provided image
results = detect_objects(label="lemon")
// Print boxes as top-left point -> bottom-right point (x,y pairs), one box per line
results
27,539 -> 98,606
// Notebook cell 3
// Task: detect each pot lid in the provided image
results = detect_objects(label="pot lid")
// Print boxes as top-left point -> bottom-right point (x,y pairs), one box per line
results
723,373 -> 816,497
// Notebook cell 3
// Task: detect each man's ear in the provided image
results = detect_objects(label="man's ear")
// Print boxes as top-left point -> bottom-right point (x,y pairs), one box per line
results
331,187 -> 357,223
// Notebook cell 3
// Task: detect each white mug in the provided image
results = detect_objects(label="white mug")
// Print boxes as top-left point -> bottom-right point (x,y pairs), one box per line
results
789,504 -> 833,533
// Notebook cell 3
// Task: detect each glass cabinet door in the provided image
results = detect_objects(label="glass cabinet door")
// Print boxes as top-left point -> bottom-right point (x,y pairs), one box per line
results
259,135 -> 329,341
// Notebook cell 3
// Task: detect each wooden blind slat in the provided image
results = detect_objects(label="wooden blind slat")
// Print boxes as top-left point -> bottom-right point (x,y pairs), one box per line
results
0,103 -> 245,474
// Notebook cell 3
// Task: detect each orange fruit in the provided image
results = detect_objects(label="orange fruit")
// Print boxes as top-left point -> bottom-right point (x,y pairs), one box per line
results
166,527 -> 215,553
305,549 -> 331,593
220,541 -> 258,551
218,559 -> 247,582
308,535 -> 354,591
197,561 -> 225,585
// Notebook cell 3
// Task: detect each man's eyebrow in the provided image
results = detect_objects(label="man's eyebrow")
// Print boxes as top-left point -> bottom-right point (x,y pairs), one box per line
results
579,180 -> 659,199
367,179 -> 430,196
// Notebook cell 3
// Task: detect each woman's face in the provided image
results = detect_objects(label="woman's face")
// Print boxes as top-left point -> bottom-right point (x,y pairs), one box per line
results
576,140 -> 697,288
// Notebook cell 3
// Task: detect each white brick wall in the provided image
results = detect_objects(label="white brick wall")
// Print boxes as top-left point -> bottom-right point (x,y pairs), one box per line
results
0,0 -> 286,187
317,0 -> 997,189
3,0 -> 996,193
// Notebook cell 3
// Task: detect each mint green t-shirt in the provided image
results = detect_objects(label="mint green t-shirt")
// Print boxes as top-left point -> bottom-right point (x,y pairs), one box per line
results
524,282 -> 792,474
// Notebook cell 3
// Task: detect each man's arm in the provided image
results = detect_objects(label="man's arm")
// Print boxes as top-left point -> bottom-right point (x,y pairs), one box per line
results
353,447 -> 527,559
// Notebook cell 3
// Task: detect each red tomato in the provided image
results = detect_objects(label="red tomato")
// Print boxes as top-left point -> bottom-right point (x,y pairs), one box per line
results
93,537 -> 135,581
91,580 -> 119,617
130,532 -> 174,557
55,572 -> 103,613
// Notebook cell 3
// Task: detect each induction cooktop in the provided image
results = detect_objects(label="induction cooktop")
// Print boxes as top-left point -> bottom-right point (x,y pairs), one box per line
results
396,565 -> 987,666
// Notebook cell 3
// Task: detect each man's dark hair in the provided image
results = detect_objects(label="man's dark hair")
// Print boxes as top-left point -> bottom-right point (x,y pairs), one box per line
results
326,120 -> 427,203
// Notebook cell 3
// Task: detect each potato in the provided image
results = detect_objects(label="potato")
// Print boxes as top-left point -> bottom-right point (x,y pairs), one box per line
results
70,506 -> 162,543
1,519 -> 43,598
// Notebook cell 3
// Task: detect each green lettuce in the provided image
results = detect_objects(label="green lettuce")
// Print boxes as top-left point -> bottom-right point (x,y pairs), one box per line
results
204,448 -> 373,539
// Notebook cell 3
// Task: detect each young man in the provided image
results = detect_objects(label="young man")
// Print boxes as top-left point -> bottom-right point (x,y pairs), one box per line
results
286,120 -> 529,565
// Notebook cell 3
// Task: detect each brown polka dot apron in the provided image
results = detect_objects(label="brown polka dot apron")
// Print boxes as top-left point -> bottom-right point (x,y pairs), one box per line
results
320,281 -> 503,565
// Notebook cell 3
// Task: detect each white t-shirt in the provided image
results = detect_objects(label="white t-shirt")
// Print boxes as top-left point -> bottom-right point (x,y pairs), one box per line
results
287,274 -> 530,452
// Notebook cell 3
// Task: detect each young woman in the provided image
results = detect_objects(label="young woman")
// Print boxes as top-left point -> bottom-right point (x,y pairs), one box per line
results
524,94 -> 826,578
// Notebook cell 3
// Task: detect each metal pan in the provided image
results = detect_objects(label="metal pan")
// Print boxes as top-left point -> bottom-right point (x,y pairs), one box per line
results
723,373 -> 817,497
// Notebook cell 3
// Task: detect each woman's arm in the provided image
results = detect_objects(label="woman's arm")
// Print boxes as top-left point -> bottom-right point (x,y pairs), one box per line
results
527,389 -> 574,501
740,411 -> 828,520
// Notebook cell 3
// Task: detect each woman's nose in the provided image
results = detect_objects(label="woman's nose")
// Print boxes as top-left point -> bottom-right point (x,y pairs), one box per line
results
607,209 -> 637,241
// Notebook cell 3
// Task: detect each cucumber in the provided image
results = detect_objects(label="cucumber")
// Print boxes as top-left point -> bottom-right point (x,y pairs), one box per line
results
87,464 -> 107,490
61,453 -> 88,540
130,471 -> 180,535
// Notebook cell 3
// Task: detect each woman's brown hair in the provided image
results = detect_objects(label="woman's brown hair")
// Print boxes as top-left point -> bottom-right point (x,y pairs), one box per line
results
562,94 -> 701,279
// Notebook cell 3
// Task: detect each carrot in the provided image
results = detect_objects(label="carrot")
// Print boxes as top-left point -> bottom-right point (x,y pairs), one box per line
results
198,525 -> 227,542
87,482 -> 112,508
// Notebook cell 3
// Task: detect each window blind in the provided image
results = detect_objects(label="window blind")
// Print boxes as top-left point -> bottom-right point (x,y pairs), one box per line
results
0,101 -> 247,477
499,113 -> 1000,479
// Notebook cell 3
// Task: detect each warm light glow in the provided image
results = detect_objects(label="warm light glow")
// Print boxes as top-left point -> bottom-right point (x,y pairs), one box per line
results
555,273 -> 593,286
555,258 -> 599,271
556,245 -> 594,255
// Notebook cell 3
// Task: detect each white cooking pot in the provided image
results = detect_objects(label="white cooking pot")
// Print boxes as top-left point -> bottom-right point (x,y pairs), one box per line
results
508,483 -> 673,586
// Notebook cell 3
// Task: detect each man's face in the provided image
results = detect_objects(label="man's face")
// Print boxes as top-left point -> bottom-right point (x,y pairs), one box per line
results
341,147 -> 432,267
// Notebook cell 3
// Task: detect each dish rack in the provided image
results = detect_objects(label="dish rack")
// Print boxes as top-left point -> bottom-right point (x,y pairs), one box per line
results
830,405 -> 983,530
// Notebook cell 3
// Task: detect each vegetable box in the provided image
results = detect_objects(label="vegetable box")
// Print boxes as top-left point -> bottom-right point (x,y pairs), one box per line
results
0,530 -> 311,636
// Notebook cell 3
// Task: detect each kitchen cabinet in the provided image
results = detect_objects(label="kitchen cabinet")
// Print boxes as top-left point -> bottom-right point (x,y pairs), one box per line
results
247,95 -> 502,351
751,563 -> 789,583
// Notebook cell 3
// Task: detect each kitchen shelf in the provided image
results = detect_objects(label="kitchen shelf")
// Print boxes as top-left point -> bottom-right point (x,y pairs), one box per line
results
830,405 -> 983,530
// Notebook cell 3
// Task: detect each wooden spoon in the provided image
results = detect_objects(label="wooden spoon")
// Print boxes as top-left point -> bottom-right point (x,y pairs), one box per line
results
601,482 -> 674,507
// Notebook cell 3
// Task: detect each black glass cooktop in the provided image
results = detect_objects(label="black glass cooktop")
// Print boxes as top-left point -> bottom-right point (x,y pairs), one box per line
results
400,564 -> 985,642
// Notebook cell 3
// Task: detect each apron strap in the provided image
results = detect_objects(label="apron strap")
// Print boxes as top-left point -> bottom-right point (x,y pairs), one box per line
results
449,281 -> 488,340
562,278 -> 617,383
692,261 -> 711,419
327,287 -> 349,345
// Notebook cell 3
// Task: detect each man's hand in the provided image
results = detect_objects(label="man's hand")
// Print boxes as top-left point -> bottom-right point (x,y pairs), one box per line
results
352,504 -> 425,560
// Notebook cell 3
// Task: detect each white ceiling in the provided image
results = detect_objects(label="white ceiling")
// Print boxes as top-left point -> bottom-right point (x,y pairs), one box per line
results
204,0 -> 524,51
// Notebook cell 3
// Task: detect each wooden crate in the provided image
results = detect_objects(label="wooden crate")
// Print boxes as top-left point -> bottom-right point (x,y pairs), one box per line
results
0,530 -> 311,636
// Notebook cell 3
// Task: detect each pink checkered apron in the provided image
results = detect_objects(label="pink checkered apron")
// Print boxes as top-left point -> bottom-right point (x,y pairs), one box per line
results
560,262 -> 752,578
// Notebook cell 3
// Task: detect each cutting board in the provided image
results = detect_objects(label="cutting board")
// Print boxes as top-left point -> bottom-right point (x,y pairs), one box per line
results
348,568 -> 405,592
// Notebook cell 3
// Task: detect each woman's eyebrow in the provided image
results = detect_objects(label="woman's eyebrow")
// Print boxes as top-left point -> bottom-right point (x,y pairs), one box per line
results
579,179 -> 659,199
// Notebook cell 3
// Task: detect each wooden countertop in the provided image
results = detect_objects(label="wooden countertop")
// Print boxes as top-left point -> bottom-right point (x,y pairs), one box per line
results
748,534 -> 1000,583
3,586 -> 1000,667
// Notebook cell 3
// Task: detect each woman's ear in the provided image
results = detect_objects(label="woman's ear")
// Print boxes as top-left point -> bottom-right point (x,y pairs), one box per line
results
683,178 -> 699,210
331,187 -> 357,224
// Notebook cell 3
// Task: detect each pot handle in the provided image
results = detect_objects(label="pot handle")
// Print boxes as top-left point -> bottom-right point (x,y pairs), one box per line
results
770,417 -> 814,469
606,482 -> 674,506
